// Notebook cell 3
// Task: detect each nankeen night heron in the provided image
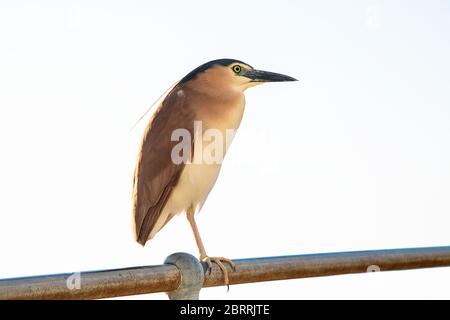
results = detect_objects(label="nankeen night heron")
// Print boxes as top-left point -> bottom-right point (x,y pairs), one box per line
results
133,59 -> 297,285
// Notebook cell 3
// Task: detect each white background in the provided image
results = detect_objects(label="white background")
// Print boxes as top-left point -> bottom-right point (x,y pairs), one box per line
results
0,0 -> 450,299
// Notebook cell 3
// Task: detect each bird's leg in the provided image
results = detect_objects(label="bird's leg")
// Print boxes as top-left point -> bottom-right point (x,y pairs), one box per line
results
187,213 -> 236,287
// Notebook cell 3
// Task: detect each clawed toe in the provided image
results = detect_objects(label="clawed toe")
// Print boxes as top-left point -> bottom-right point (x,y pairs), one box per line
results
201,256 -> 236,288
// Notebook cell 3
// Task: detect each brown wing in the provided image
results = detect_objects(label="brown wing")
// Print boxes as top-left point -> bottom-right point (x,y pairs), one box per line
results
133,85 -> 194,245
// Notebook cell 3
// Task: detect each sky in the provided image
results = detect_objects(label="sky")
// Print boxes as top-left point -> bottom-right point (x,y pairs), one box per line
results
0,0 -> 450,299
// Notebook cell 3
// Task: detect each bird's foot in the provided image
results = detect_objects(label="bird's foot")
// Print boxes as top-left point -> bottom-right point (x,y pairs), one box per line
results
201,256 -> 236,289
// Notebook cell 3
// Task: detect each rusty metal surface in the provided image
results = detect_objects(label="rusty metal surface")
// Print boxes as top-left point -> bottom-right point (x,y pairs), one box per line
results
203,246 -> 450,287
1,246 -> 450,299
0,264 -> 180,300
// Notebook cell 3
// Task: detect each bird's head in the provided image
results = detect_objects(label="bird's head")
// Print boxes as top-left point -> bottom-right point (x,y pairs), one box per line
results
179,59 -> 297,93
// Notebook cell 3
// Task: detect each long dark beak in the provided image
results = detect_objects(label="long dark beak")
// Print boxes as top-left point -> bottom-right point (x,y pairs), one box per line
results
244,69 -> 297,82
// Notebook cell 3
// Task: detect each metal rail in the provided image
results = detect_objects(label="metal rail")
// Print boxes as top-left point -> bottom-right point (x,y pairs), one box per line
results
1,246 -> 450,299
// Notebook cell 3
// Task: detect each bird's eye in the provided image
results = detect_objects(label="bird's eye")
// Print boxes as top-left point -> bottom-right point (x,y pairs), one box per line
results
232,65 -> 242,74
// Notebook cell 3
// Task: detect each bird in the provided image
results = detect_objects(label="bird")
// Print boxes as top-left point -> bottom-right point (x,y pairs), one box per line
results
132,59 -> 297,285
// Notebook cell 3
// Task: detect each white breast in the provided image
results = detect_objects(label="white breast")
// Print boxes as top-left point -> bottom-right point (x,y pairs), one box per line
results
148,97 -> 245,239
